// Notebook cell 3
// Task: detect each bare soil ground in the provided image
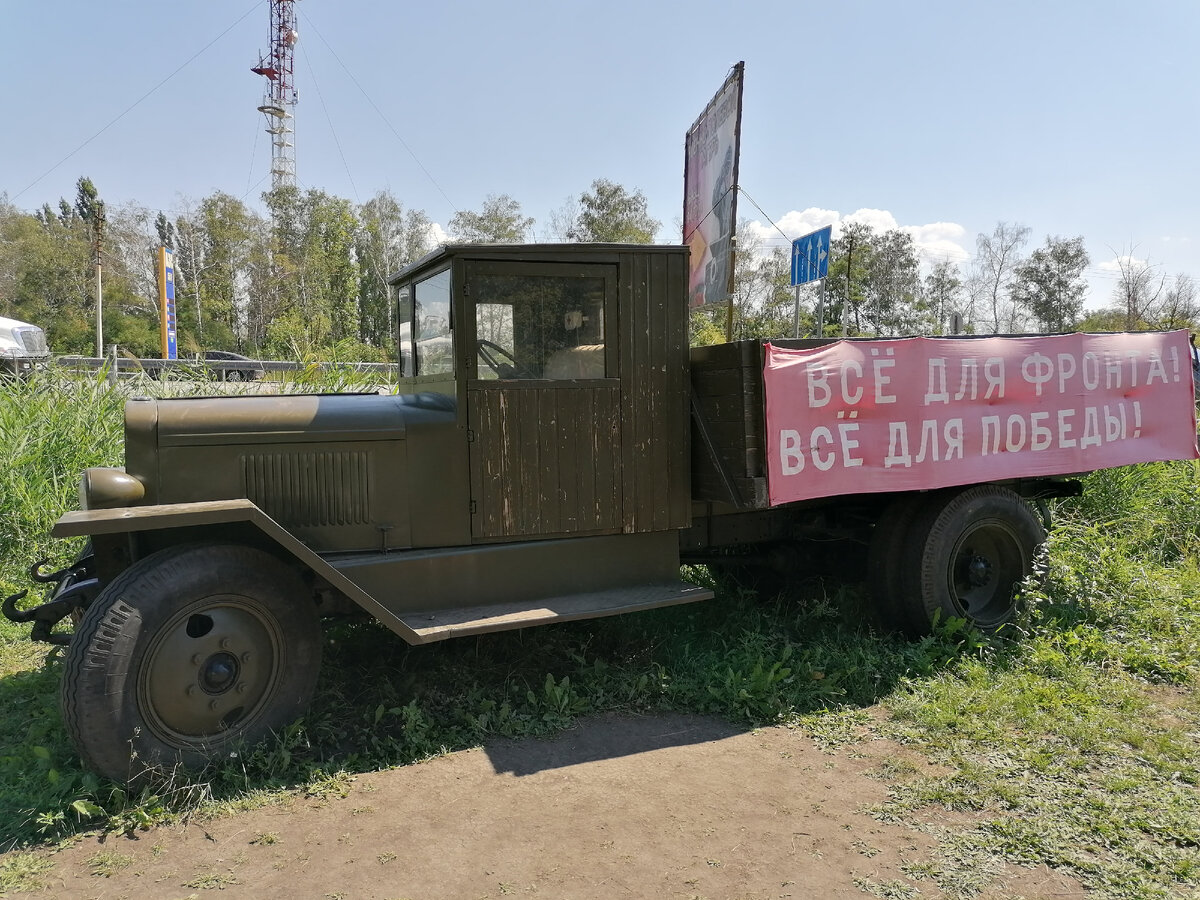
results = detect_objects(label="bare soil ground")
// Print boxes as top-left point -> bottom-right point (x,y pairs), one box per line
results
10,713 -> 1086,899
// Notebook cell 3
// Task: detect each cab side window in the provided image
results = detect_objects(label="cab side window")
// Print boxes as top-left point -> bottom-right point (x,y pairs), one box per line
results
473,273 -> 606,380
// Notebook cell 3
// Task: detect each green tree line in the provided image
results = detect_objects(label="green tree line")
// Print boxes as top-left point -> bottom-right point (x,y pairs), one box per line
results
0,177 -> 660,360
695,219 -> 1198,345
3,175 -> 1194,359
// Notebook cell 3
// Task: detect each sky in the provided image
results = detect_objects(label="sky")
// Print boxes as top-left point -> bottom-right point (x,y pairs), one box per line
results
2,0 -> 1197,311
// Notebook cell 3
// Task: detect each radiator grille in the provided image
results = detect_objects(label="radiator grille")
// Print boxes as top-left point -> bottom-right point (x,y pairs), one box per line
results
242,451 -> 371,527
13,327 -> 47,354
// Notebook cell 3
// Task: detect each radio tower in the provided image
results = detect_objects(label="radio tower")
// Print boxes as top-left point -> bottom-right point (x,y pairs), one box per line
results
251,0 -> 299,190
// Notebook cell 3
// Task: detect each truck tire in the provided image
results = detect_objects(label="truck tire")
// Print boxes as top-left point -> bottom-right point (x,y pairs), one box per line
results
896,485 -> 1045,635
61,543 -> 322,784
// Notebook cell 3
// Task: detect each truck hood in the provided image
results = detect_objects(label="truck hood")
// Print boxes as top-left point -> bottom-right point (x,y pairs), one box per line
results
127,391 -> 455,448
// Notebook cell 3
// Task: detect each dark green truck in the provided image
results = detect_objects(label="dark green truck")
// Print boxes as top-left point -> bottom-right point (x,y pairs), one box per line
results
6,243 -> 1128,783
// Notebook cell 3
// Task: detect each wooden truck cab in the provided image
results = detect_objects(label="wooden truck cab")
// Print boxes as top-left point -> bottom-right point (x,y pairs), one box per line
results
390,242 -> 693,544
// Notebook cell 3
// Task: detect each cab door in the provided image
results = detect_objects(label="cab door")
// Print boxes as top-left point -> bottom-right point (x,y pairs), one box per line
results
464,261 -> 622,540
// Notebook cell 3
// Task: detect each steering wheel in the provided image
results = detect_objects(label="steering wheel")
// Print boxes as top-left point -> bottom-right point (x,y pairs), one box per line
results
477,339 -> 531,379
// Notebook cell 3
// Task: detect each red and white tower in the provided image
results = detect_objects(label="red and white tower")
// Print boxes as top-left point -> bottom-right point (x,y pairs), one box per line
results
251,0 -> 300,190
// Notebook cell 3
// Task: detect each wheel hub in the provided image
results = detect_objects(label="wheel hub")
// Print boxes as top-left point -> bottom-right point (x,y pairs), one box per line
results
200,652 -> 240,694
966,554 -> 993,587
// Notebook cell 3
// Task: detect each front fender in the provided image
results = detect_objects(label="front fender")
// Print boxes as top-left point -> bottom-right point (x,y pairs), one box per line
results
53,500 -> 422,644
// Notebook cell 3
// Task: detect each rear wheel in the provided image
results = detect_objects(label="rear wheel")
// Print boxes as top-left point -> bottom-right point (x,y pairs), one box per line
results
61,544 -> 322,784
896,486 -> 1045,634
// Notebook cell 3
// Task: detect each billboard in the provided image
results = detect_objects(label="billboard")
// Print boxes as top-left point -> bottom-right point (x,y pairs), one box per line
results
684,62 -> 744,309
764,331 -> 1200,505
157,246 -> 178,360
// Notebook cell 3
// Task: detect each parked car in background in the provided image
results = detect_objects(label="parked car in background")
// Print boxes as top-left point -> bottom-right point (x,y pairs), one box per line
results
202,350 -> 263,382
0,316 -> 51,377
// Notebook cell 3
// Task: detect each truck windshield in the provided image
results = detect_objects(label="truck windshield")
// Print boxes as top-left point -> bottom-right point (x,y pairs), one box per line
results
412,269 -> 453,376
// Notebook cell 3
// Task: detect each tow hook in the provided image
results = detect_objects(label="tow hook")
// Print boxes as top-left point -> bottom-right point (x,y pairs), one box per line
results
2,557 -> 99,646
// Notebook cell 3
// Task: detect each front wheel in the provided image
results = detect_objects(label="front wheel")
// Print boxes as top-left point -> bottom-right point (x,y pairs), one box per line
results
894,486 -> 1045,635
61,544 -> 322,784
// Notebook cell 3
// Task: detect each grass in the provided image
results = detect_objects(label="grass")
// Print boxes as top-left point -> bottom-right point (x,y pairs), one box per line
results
0,368 -> 1198,898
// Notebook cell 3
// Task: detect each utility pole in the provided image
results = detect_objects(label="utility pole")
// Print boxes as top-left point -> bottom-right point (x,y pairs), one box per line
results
93,201 -> 106,358
842,235 -> 854,337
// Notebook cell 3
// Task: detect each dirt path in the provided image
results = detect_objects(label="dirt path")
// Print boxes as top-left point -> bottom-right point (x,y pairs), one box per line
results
12,713 -> 1085,899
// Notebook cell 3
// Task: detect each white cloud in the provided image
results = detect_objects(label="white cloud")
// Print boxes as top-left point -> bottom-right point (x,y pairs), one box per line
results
841,208 -> 898,233
741,207 -> 970,269
1098,253 -> 1146,274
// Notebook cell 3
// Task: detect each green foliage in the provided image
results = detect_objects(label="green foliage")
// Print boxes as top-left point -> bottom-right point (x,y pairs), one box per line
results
0,370 -> 124,568
448,194 -> 534,243
922,260 -> 965,335
824,222 -> 925,336
689,307 -> 727,346
567,179 -> 660,243
356,191 -> 433,350
1011,234 -> 1090,332
969,221 -> 1031,333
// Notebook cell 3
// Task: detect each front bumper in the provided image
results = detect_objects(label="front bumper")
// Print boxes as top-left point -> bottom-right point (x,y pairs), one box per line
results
2,553 -> 98,645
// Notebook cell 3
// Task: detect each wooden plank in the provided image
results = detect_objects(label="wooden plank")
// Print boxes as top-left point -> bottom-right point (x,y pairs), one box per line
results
558,390 -> 579,533
595,388 -> 620,531
515,388 -> 538,535
646,253 -> 672,530
537,389 -> 561,534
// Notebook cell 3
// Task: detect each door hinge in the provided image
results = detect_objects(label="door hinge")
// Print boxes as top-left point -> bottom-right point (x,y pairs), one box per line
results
467,428 -> 476,442
469,500 -> 477,515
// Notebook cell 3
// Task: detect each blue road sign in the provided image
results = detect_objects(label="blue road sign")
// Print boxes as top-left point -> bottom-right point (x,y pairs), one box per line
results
790,225 -> 832,286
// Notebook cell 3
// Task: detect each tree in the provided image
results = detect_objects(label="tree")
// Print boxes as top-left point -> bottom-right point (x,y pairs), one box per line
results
192,191 -> 260,351
543,195 -> 580,242
730,223 -> 794,339
568,179 -> 660,243
824,223 -> 922,336
923,260 -> 965,334
1158,274 -> 1199,331
73,177 -> 101,226
1109,250 -> 1167,330
0,202 -> 93,349
862,228 -> 922,335
968,222 -> 1030,333
1010,235 -> 1089,332
449,194 -> 532,243
824,222 -> 870,335
260,187 -> 361,357
357,191 -> 434,352
0,178 -> 161,355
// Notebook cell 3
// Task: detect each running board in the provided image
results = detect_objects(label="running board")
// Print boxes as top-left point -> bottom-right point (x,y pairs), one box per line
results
398,581 -> 713,644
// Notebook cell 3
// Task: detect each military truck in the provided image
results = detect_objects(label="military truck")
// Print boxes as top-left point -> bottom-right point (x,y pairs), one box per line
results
5,243 -> 1195,783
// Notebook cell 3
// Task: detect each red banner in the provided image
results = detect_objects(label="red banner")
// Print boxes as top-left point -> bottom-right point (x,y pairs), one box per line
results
764,332 -> 1199,505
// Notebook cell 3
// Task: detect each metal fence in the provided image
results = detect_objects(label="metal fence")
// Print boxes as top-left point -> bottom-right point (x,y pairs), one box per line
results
55,354 -> 397,382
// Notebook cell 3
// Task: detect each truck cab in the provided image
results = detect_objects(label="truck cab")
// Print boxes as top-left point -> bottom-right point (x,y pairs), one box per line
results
390,242 -> 693,546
